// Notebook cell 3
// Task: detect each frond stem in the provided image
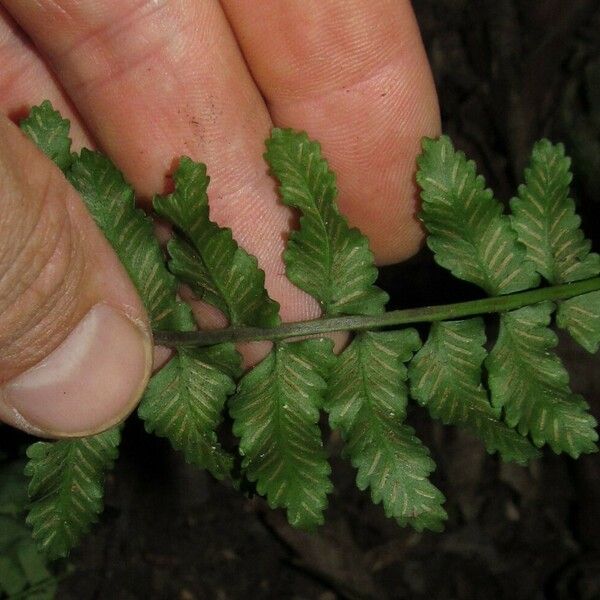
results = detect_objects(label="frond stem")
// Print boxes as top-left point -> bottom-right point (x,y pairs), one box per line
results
153,276 -> 600,347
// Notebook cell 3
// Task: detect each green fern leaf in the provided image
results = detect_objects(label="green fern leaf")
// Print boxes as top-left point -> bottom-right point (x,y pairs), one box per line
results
25,428 -> 121,560
154,157 -> 280,327
486,302 -> 598,457
417,136 -> 539,295
20,100 -> 73,172
138,344 -> 241,479
68,149 -> 188,331
556,291 -> 600,353
409,319 -> 540,464
230,339 -> 335,529
265,128 -> 388,316
326,330 -> 447,531
510,140 -> 600,284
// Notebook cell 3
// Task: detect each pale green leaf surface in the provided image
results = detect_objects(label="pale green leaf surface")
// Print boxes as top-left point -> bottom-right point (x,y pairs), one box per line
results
417,136 -> 539,295
265,128 -> 388,316
510,139 -> 600,284
409,319 -> 540,464
230,339 -> 335,529
25,428 -> 121,560
326,330 -> 447,531
557,291 -> 600,353
68,149 -> 188,331
486,302 -> 598,457
154,157 -> 280,327
20,100 -> 73,172
138,344 -> 241,480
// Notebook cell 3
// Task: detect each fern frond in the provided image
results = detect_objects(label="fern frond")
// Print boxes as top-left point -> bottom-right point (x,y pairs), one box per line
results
25,428 -> 121,560
417,136 -> 539,295
230,339 -> 335,529
17,101 -> 600,553
20,100 -> 73,172
154,157 -> 281,327
409,319 -> 540,464
486,302 -> 598,457
510,140 -> 600,284
326,330 -> 447,531
138,344 -> 241,479
265,129 -> 388,316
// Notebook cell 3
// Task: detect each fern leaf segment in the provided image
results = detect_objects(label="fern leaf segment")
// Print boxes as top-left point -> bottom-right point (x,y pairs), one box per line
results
154,157 -> 281,328
265,128 -> 388,316
557,291 -> 600,353
417,136 -> 539,295
230,339 -> 335,529
511,140 -> 600,284
68,149 -> 189,331
69,145 -> 242,479
25,428 -> 121,559
20,100 -> 73,172
327,330 -> 447,531
138,344 -> 241,479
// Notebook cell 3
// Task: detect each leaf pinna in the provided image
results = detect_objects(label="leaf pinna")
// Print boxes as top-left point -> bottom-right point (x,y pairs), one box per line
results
18,101 -> 599,561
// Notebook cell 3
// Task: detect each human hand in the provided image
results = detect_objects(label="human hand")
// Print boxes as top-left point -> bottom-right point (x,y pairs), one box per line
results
0,0 -> 439,437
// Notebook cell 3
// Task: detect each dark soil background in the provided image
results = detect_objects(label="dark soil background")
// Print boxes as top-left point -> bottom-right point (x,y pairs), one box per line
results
7,1 -> 600,599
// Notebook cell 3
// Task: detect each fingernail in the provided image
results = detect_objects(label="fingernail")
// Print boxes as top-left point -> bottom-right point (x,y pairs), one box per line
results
0,304 -> 152,437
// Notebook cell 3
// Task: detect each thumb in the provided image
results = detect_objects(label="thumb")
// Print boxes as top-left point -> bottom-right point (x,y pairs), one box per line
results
0,115 -> 153,438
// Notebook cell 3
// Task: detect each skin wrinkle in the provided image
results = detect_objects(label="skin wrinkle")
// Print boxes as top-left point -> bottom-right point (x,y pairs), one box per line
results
0,4 -> 32,49
0,150 -> 49,292
44,1 -> 202,99
32,0 -> 73,22
54,0 -> 169,60
64,10 -> 190,97
0,172 -> 62,309
265,37 -> 411,105
0,189 -> 85,380
0,117 -> 96,383
1,275 -> 81,372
